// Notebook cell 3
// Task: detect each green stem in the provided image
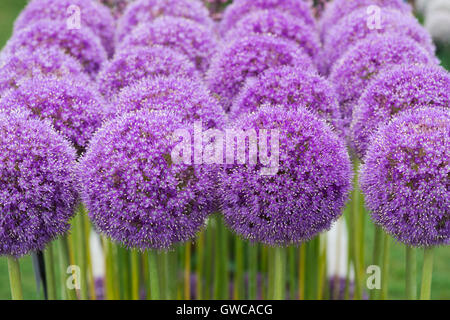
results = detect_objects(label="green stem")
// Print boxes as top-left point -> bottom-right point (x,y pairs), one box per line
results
184,243 -> 191,300
405,246 -> 417,300
380,233 -> 390,300
44,243 -> 57,300
148,250 -> 160,300
75,206 -> 88,299
248,244 -> 258,300
305,238 -> 319,300
131,249 -> 140,300
370,226 -> 384,300
298,244 -> 305,300
59,235 -> 78,300
288,246 -> 296,300
234,238 -> 244,299
196,230 -> 205,300
7,256 -> 23,300
317,237 -> 327,300
272,246 -> 286,300
204,218 -> 213,300
267,247 -> 274,299
420,247 -> 434,300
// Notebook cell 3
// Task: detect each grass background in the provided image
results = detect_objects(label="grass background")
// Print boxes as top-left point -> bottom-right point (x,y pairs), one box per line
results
0,0 -> 448,300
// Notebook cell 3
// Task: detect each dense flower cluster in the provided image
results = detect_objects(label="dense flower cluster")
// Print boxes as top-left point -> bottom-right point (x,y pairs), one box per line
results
78,110 -> 216,249
351,64 -> 450,158
116,0 -> 213,42
118,16 -> 218,72
328,34 -> 437,136
206,35 -> 316,111
0,110 -> 78,257
97,45 -> 198,99
0,76 -> 107,152
360,107 -> 450,247
219,106 -> 352,245
14,0 -> 116,57
224,9 -> 320,58
3,20 -> 107,78
113,75 -> 225,129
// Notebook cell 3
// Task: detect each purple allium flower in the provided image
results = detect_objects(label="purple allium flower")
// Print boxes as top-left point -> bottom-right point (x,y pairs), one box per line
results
319,0 -> 411,42
218,106 -> 352,246
78,110 -> 216,249
231,66 -> 341,134
219,0 -> 315,36
360,107 -> 450,247
0,109 -> 78,257
4,20 -> 107,78
116,0 -> 213,43
14,0 -> 116,57
224,9 -> 320,58
97,46 -> 198,100
351,64 -> 450,159
328,34 -> 438,137
118,16 -> 218,73
321,8 -> 435,74
0,47 -> 86,99
206,35 -> 316,112
113,75 -> 225,129
0,76 -> 107,152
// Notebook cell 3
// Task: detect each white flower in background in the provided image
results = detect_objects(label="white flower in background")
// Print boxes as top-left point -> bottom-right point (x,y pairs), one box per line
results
425,11 -> 450,44
326,218 -> 354,280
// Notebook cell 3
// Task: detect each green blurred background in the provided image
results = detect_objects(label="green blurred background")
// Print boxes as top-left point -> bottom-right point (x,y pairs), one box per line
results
0,0 -> 448,300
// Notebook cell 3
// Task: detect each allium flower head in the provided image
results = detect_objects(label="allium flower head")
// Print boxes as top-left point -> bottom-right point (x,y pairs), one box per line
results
219,106 -> 352,246
97,45 -> 198,99
116,0 -> 213,42
114,75 -> 225,129
14,0 -> 116,57
224,9 -> 320,58
360,107 -> 450,247
4,20 -> 107,77
231,66 -> 341,133
78,110 -> 216,249
319,0 -> 411,42
351,64 -> 450,158
0,76 -> 107,152
0,109 -> 78,257
0,47 -> 86,98
321,8 -> 435,74
328,34 -> 438,137
118,16 -> 218,72
206,35 -> 316,112
219,0 -> 315,36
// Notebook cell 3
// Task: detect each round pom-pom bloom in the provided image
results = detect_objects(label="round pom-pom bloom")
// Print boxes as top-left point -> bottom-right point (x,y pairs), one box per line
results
113,75 -> 225,129
224,9 -> 320,58
14,0 -> 116,57
0,76 -> 107,152
0,109 -> 78,257
360,107 -> 450,247
206,35 -> 316,112
218,106 -> 353,245
0,47 -> 86,98
4,20 -> 107,77
78,110 -> 217,249
351,64 -> 450,159
321,8 -> 435,74
219,0 -> 315,36
118,17 -> 218,72
231,66 -> 341,133
319,0 -> 411,42
116,0 -> 213,42
97,45 -> 198,99
328,34 -> 438,137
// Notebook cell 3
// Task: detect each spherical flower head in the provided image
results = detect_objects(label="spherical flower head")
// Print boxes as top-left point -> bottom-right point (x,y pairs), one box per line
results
360,107 -> 450,247
206,35 -> 316,112
351,64 -> 450,159
116,0 -> 213,42
218,106 -> 353,246
0,47 -> 86,99
14,0 -> 116,57
224,9 -> 320,58
118,16 -> 218,73
219,0 -> 315,36
97,45 -> 198,100
328,34 -> 438,137
0,109 -> 78,257
232,66 -> 341,134
4,20 -> 107,78
321,8 -> 435,74
319,0 -> 411,42
114,75 -> 225,129
78,110 -> 217,249
0,76 -> 107,153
